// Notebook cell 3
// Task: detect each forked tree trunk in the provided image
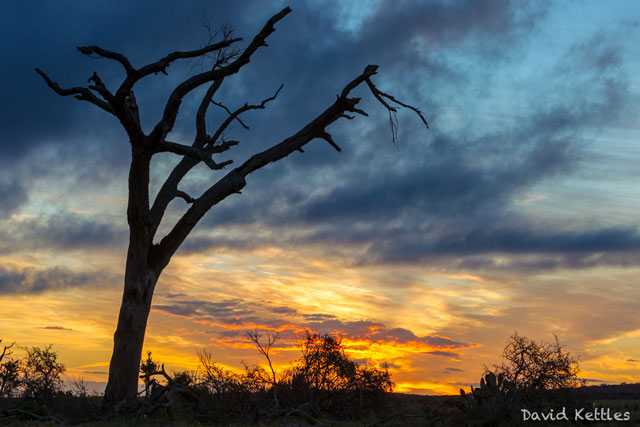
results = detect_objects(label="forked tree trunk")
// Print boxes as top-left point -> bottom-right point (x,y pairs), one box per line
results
36,6 -> 427,410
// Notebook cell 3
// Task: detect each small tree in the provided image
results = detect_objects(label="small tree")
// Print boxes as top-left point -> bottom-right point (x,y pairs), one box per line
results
462,333 -> 585,425
0,340 -> 21,399
140,351 -> 159,398
284,331 -> 393,417
295,332 -> 358,392
488,332 -> 584,392
21,345 -> 66,406
246,329 -> 280,408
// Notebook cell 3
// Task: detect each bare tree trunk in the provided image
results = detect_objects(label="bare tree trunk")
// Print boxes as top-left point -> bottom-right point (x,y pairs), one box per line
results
103,251 -> 157,407
103,146 -> 157,409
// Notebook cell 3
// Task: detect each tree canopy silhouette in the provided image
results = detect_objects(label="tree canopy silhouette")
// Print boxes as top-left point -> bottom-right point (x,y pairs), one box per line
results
36,6 -> 427,409
489,332 -> 584,392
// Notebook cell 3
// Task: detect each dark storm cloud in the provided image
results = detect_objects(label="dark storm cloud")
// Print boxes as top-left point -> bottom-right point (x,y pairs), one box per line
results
190,22 -> 637,271
2,0 -> 540,164
0,177 -> 28,216
1,213 -> 127,255
3,1 -> 638,273
366,226 -> 640,263
153,299 -> 253,319
152,298 -> 299,329
0,265 -> 113,295
356,0 -> 546,56
1,1 -> 249,159
27,214 -> 127,251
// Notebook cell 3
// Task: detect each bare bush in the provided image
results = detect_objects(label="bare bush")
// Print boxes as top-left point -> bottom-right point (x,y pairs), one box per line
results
488,332 -> 584,392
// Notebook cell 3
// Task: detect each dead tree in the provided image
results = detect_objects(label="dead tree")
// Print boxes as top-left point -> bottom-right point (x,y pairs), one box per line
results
246,329 -> 280,409
36,6 -> 427,409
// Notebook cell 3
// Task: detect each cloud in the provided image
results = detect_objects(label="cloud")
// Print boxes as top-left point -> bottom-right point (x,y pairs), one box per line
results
38,326 -> 73,331
4,0 -> 636,277
0,177 -> 28,216
153,299 -> 254,320
0,265 -> 115,295
1,213 -> 127,255
363,226 -> 640,264
152,297 -> 472,354
426,351 -> 460,358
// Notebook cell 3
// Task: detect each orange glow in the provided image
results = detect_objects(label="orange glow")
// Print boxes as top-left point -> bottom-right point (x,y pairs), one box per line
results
3,244 -> 640,396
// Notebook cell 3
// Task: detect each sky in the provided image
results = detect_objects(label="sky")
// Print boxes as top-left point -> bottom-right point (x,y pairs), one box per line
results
1,0 -> 640,395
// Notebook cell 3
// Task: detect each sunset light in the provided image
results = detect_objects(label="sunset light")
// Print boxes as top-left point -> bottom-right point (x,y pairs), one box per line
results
2,2 -> 640,422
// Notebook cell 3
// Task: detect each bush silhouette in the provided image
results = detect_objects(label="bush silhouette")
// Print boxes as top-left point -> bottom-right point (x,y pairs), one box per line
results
135,330 -> 394,423
461,332 -> 585,425
21,345 -> 66,408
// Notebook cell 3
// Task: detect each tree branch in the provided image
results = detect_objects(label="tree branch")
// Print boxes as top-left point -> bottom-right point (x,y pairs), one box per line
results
152,63 -> 427,272
149,157 -> 200,237
148,7 -> 292,143
87,71 -> 115,102
195,80 -> 224,141
365,78 -> 429,128
155,141 -> 233,170
210,100 -> 250,130
136,37 -> 242,79
0,340 -> 13,363
175,190 -> 195,204
148,138 -> 240,237
318,130 -> 341,152
77,45 -> 134,74
208,139 -> 240,154
209,84 -> 283,142
35,68 -> 115,114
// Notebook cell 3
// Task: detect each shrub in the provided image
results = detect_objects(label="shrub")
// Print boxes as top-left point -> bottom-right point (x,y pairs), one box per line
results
280,331 -> 394,418
21,345 -> 66,406
490,332 -> 584,393
0,340 -> 20,399
461,332 -> 585,426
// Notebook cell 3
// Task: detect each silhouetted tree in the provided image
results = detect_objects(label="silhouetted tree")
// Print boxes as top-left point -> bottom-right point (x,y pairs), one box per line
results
297,332 -> 393,392
461,333 -> 586,425
36,6 -> 427,408
21,345 -> 65,407
246,329 -> 280,408
139,351 -> 159,398
488,332 -> 584,393
284,331 -> 394,417
0,340 -> 20,399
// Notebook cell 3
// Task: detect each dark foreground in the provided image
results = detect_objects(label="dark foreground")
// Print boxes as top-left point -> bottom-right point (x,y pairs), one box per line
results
2,384 -> 640,426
